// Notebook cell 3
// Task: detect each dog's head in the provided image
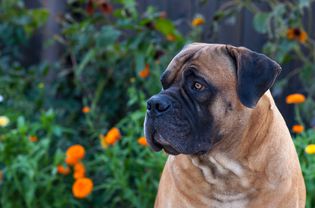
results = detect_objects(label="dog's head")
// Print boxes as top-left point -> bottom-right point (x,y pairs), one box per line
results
144,43 -> 281,155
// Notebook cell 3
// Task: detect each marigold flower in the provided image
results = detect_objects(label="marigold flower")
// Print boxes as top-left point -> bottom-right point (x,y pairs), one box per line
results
166,34 -> 176,41
107,127 -> 121,140
65,145 -> 86,166
285,93 -> 305,104
73,162 -> 85,179
286,28 -> 308,43
137,137 -> 148,146
82,106 -> 91,113
100,127 -> 121,147
192,17 -> 205,26
57,165 -> 71,175
65,156 -> 79,166
292,125 -> 304,134
305,144 -> 315,154
72,178 -> 94,199
139,64 -> 150,79
29,136 -> 38,142
0,116 -> 10,127
104,135 -> 118,145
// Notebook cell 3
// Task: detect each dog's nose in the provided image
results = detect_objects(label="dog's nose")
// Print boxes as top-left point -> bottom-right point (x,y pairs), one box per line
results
147,95 -> 171,116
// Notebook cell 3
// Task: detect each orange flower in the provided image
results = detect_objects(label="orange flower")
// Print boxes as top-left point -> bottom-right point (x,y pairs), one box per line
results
65,145 -> 86,166
104,135 -> 118,145
106,127 -> 121,144
286,93 -> 306,104
82,106 -> 91,113
292,125 -> 304,134
139,64 -> 150,78
65,156 -> 79,166
100,127 -> 121,148
72,178 -> 94,199
192,17 -> 205,26
107,127 -> 121,140
73,162 -> 85,179
286,28 -> 308,43
57,165 -> 71,175
166,34 -> 176,41
137,137 -> 148,146
29,136 -> 38,142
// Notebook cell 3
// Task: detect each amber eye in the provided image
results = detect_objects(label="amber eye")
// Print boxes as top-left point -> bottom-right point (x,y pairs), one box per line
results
193,82 -> 204,91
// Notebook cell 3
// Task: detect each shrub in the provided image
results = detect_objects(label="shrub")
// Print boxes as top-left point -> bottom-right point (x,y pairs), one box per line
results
294,130 -> 315,208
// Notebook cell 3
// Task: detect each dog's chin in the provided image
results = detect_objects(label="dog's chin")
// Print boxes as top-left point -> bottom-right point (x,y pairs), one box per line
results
161,144 -> 180,155
146,126 -> 210,156
148,133 -> 163,152
147,131 -> 179,155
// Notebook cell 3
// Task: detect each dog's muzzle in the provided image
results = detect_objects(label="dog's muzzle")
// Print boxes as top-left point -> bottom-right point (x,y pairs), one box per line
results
145,94 -> 180,155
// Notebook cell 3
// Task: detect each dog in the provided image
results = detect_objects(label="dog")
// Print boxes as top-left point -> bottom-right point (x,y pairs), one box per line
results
144,43 -> 306,208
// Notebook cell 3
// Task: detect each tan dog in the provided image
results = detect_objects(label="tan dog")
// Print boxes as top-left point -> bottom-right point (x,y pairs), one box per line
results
144,43 -> 306,208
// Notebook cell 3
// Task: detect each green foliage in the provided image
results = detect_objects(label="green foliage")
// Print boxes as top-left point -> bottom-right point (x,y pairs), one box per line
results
0,111 -> 70,208
0,0 -> 183,207
294,130 -> 315,208
0,0 -> 48,56
89,98 -> 166,207
49,0 -> 186,133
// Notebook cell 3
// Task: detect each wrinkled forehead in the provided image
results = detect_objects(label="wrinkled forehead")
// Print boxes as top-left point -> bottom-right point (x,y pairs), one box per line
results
161,43 -> 236,89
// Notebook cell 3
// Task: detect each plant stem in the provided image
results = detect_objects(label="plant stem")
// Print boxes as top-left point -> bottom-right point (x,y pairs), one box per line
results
294,104 -> 304,126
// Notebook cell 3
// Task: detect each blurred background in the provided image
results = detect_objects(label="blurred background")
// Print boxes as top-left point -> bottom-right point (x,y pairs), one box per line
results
0,0 -> 315,207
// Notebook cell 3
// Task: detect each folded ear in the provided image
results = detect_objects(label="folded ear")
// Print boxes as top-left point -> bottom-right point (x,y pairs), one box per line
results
226,45 -> 282,108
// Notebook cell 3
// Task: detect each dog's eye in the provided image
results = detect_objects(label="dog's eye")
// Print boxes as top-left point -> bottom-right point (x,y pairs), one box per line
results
192,82 -> 205,91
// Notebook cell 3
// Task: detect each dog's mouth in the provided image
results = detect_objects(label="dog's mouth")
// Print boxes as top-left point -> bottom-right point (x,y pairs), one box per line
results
149,131 -> 179,155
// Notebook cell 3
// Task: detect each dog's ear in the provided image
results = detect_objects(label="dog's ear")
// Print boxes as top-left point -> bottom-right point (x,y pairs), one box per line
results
226,45 -> 282,108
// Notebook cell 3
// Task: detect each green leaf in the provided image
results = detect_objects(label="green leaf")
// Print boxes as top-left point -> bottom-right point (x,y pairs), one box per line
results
135,53 -> 145,72
253,12 -> 270,34
155,18 -> 176,35
76,49 -> 96,75
96,26 -> 121,46
29,8 -> 49,28
17,116 -> 27,134
300,63 -> 313,85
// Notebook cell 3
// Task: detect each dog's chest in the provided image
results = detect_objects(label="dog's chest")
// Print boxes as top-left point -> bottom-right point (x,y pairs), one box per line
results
190,154 -> 254,207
